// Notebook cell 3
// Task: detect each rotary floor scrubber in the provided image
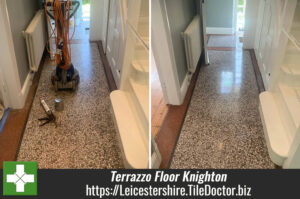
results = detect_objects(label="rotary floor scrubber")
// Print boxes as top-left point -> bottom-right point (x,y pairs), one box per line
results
44,0 -> 80,91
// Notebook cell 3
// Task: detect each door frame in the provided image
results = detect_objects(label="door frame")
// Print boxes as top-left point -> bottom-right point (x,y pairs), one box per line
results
232,0 -> 238,33
152,0 -> 183,105
90,0 -> 101,41
0,0 -> 26,109
152,0 -> 206,105
101,0 -> 110,52
90,0 -> 111,52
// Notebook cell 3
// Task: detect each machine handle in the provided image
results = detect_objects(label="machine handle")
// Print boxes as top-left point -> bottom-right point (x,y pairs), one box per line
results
43,1 -> 80,20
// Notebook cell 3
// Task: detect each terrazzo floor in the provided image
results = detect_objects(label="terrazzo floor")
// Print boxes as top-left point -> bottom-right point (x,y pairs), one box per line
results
170,47 -> 276,169
17,42 -> 124,169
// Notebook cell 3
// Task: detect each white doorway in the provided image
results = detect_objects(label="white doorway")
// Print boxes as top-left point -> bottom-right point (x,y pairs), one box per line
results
233,0 -> 247,48
236,0 -> 246,32
82,0 -> 91,23
71,0 -> 91,40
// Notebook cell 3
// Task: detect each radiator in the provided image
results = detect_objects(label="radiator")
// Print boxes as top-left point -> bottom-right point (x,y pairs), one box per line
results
23,10 -> 47,72
182,15 -> 202,73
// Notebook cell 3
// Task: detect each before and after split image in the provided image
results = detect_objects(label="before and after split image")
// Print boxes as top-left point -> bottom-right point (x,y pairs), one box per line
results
0,0 -> 300,169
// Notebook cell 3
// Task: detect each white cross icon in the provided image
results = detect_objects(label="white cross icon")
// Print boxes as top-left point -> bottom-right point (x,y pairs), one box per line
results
6,165 -> 35,192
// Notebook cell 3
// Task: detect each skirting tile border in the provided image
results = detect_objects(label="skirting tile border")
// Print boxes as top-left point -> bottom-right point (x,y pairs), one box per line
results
207,47 -> 236,51
249,49 -> 265,93
96,41 -> 117,92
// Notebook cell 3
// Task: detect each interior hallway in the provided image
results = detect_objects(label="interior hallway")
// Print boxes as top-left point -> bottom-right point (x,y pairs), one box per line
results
170,35 -> 276,169
17,42 -> 123,169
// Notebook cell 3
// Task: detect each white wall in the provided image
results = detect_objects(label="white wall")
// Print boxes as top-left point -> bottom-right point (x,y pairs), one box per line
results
100,0 -> 110,50
0,0 -> 25,109
243,0 -> 260,49
206,0 -> 235,34
89,0 -> 102,41
165,0 -> 196,86
6,0 -> 39,86
89,0 -> 110,52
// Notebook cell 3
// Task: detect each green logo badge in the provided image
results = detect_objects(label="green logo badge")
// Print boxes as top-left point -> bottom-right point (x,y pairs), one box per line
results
3,162 -> 37,196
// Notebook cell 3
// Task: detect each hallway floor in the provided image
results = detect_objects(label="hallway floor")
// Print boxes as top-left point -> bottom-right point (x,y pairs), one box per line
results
17,42 -> 123,169
170,35 -> 276,169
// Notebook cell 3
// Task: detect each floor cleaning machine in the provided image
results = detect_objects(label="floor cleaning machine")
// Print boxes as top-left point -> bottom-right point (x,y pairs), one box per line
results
43,0 -> 80,91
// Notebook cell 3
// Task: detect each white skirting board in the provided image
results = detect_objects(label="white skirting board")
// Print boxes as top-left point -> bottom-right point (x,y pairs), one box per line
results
206,27 -> 234,35
19,72 -> 35,108
21,72 -> 34,99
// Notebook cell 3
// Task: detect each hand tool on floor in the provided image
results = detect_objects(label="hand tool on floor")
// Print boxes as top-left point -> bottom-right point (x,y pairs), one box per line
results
39,99 -> 56,127
43,0 -> 80,91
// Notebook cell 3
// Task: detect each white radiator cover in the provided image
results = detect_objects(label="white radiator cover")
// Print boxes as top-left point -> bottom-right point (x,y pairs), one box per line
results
182,15 -> 202,73
24,10 -> 47,72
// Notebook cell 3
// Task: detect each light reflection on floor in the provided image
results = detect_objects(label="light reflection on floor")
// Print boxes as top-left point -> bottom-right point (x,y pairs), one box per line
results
220,36 -> 243,94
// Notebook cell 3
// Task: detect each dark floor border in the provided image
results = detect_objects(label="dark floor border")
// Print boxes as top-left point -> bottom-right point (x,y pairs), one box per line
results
96,41 -> 118,92
0,51 -> 47,168
155,55 -> 204,169
208,47 -> 236,51
249,49 -> 265,93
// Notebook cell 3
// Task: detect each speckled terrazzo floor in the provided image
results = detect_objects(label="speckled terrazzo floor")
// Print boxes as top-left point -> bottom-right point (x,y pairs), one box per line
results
170,49 -> 276,169
17,43 -> 124,169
